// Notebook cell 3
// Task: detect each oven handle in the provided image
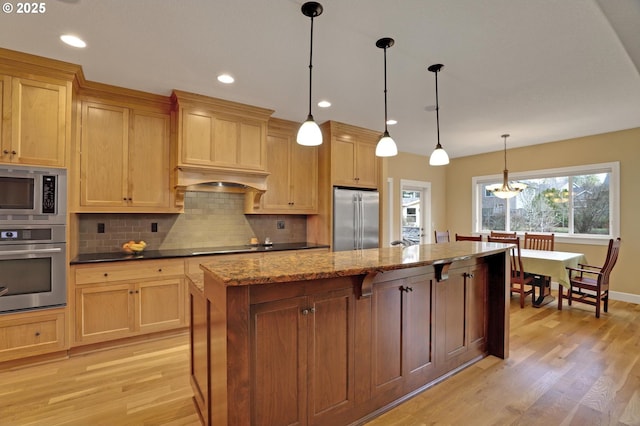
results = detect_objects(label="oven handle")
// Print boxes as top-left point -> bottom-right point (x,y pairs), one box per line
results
0,247 -> 63,256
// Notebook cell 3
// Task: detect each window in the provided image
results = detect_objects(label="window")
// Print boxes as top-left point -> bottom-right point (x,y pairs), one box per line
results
472,162 -> 619,244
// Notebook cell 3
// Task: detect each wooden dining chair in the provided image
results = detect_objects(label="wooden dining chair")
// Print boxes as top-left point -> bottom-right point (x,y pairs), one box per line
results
434,230 -> 450,243
524,232 -> 555,251
490,231 -> 517,239
559,238 -> 621,318
488,236 -> 534,308
523,232 -> 555,300
455,234 -> 482,242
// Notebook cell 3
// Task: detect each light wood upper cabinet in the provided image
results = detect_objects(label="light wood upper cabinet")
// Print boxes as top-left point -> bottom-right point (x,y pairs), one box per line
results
172,90 -> 274,172
77,97 -> 174,212
246,118 -> 318,214
326,121 -> 380,189
0,75 -> 69,167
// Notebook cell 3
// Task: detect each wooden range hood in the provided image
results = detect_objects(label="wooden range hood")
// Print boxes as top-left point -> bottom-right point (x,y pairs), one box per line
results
174,165 -> 269,209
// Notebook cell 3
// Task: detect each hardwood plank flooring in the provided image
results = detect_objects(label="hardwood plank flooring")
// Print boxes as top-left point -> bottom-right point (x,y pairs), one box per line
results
1,295 -> 639,425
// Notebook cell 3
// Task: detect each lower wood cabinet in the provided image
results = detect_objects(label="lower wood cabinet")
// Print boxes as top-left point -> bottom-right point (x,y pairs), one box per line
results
198,256 -> 495,426
370,269 -> 436,403
435,262 -> 488,372
250,284 -> 355,426
0,309 -> 66,362
71,259 -> 186,345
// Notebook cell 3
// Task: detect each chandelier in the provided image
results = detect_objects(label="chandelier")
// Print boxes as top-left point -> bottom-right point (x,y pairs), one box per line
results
487,134 -> 526,199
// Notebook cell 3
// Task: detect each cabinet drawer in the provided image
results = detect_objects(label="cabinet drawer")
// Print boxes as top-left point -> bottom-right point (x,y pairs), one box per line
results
0,310 -> 66,362
74,259 -> 185,285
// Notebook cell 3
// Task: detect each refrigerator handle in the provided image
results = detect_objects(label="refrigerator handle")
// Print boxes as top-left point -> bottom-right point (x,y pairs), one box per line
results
359,193 -> 365,249
353,194 -> 359,250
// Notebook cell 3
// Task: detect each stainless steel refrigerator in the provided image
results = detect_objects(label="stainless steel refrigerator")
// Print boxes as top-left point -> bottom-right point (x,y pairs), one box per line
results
333,187 -> 379,251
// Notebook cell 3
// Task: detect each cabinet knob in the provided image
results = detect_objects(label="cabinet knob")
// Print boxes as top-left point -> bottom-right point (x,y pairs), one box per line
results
464,272 -> 475,279
35,331 -> 41,337
104,273 -> 108,277
309,307 -> 316,313
302,308 -> 310,315
158,268 -> 162,272
2,149 -> 8,154
129,290 -> 134,294
123,197 -> 127,201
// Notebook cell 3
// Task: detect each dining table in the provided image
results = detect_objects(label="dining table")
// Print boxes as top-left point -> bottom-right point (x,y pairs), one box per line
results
519,248 -> 588,307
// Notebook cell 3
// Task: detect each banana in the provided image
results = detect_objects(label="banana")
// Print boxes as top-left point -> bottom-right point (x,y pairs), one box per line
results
129,243 -> 146,251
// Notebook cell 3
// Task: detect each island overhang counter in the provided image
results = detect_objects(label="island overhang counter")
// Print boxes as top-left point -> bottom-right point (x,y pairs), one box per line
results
192,242 -> 510,426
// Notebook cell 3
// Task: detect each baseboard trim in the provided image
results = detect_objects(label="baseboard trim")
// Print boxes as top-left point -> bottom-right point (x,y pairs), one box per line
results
550,283 -> 640,305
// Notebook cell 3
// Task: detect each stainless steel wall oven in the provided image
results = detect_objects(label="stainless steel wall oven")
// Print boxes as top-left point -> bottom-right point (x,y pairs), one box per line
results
0,165 -> 67,313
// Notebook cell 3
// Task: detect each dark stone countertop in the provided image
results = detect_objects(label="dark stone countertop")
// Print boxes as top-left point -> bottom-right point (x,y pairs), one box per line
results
70,242 -> 329,265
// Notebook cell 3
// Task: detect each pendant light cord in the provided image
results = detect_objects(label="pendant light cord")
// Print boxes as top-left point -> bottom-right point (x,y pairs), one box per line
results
307,15 -> 315,118
434,68 -> 441,148
383,45 -> 389,133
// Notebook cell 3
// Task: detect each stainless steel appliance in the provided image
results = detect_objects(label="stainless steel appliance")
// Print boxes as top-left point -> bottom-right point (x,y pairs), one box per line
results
0,225 -> 66,313
333,187 -> 379,251
0,164 -> 66,225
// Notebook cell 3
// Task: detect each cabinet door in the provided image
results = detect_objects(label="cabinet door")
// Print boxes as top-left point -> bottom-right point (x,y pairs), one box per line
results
129,110 -> 171,208
75,283 -> 134,343
435,268 -> 467,367
237,119 -> 265,170
370,279 -> 404,399
251,297 -> 307,426
0,75 -> 9,162
137,278 -> 186,333
403,273 -> 436,390
80,102 -> 129,207
307,287 -> 355,426
467,263 -> 488,348
290,143 -> 317,212
10,77 -> 67,166
332,137 -> 356,186
261,132 -> 291,210
355,141 -> 378,188
181,109 -> 213,165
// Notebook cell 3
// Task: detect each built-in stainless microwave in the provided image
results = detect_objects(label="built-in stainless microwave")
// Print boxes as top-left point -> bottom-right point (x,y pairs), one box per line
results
0,165 -> 66,225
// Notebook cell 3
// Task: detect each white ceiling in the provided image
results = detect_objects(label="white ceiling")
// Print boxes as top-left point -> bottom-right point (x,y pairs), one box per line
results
2,0 -> 639,158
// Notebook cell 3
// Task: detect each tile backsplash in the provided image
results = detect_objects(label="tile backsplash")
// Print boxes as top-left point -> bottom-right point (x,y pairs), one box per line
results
77,192 -> 307,253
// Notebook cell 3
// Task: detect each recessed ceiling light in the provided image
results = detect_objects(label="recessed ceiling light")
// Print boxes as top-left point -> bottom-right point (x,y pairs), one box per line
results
217,74 -> 235,84
317,100 -> 331,108
60,34 -> 86,48
386,119 -> 397,125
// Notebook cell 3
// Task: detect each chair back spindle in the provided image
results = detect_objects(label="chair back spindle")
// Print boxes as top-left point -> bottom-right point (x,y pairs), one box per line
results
524,232 -> 554,251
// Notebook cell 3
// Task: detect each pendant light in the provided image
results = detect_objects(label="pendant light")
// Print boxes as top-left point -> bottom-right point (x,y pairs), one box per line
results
487,134 -> 527,199
428,64 -> 450,166
375,37 -> 398,157
297,2 -> 323,146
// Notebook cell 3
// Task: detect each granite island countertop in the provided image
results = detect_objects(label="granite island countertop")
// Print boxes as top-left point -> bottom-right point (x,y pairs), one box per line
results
200,241 -> 510,286
70,242 -> 329,265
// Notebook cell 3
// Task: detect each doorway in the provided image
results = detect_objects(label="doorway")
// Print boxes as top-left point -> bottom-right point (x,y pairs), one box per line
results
400,180 -> 431,244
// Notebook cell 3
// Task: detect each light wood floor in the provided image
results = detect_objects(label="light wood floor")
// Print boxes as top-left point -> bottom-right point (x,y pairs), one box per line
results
2,295 -> 639,425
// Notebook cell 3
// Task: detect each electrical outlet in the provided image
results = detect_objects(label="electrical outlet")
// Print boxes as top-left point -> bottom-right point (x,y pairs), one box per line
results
151,222 -> 158,232
277,220 -> 285,229
97,223 -> 105,233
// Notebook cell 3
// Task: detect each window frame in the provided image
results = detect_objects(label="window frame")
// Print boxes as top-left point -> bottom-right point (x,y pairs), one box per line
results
471,161 -> 620,246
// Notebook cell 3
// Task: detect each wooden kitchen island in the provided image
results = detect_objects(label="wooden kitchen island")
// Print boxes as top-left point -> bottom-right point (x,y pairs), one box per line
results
191,242 -> 510,425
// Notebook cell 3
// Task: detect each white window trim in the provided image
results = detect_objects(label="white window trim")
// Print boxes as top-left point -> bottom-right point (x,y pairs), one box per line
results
471,161 -> 620,246
400,179 -> 432,244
